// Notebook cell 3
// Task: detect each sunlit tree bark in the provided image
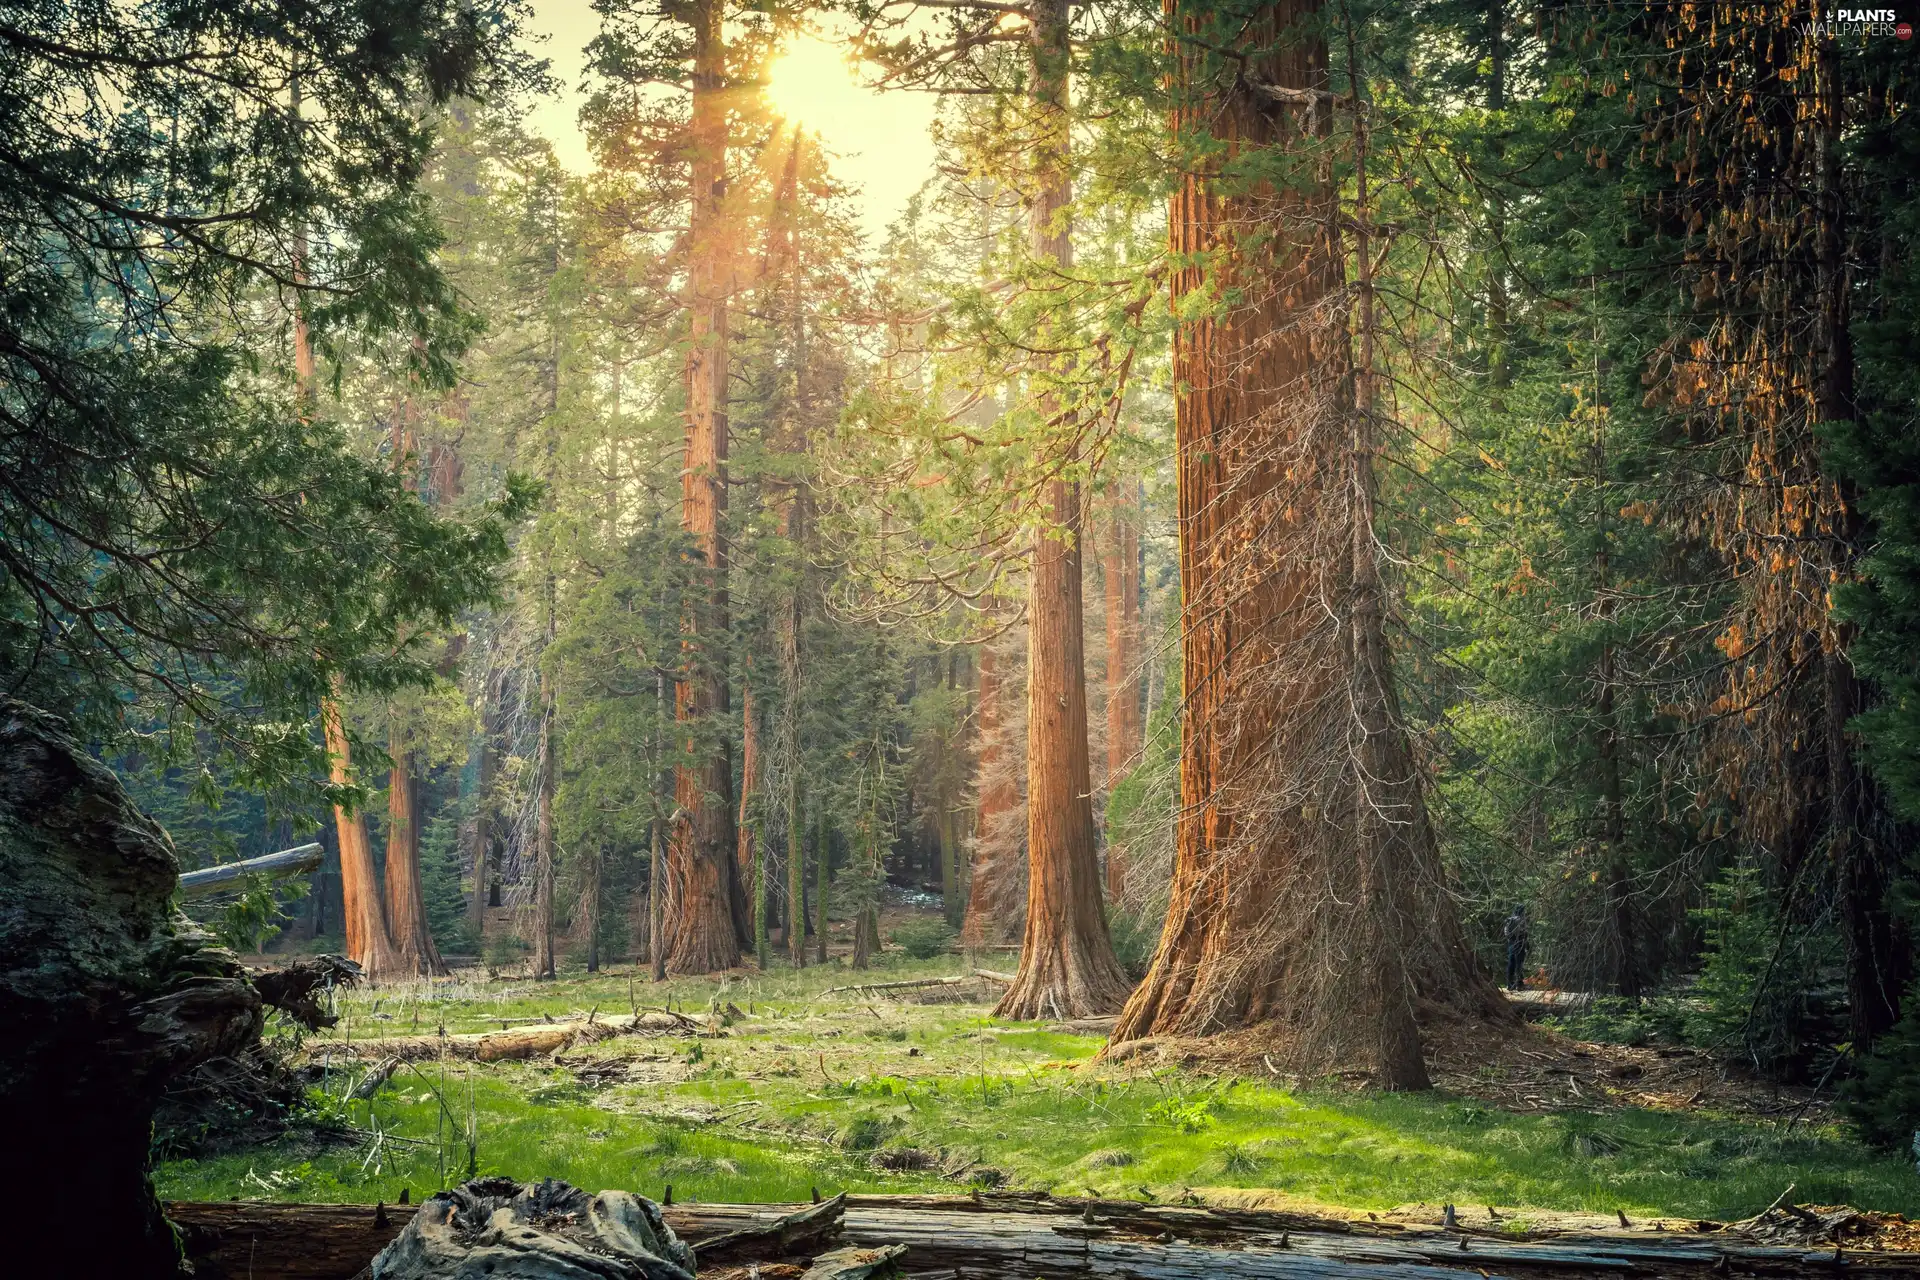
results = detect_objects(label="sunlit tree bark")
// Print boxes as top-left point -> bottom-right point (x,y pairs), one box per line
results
1111,0 -> 1498,1082
667,0 -> 748,973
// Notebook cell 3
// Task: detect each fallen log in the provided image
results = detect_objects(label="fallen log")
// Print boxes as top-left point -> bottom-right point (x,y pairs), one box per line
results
368,1177 -> 694,1280
169,1195 -> 1920,1280
693,1193 -> 847,1267
179,844 -> 324,895
818,970 -> 1014,998
310,1011 -> 701,1063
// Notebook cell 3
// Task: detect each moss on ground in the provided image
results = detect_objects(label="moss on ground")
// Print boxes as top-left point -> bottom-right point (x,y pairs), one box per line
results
154,954 -> 1920,1218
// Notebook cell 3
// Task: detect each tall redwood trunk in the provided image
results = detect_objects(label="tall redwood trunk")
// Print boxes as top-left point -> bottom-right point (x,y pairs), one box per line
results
1110,0 -> 1496,1081
1101,484 -> 1143,900
323,682 -> 400,979
994,0 -> 1131,1019
294,203 -> 397,981
385,735 -> 448,976
668,0 -> 746,974
962,639 -> 1026,947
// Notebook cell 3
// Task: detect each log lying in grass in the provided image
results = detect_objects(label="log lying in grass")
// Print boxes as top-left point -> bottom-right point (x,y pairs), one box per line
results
818,969 -> 1014,997
169,1194 -> 1920,1280
693,1193 -> 847,1267
309,1010 -> 703,1062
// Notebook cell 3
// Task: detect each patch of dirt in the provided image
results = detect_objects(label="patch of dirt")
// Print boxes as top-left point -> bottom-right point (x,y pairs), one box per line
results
1096,1003 -> 1833,1125
1420,1016 -> 1833,1123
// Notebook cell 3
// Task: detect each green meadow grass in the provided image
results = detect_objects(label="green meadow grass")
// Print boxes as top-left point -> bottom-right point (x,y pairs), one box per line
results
154,954 -> 1920,1219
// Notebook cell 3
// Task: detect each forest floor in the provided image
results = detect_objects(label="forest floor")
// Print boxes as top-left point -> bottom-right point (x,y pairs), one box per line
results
155,922 -> 1920,1226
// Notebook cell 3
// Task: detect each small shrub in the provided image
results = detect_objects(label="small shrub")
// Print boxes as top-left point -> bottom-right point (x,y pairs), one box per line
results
1146,1092 -> 1222,1134
1842,981 -> 1920,1150
484,930 -> 531,972
836,1113 -> 897,1151
890,918 -> 954,960
1219,1143 -> 1266,1176
1079,1148 -> 1136,1169
1556,1112 -> 1628,1158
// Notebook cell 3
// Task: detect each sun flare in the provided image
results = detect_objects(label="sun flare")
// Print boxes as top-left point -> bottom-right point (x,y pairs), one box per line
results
764,35 -> 862,127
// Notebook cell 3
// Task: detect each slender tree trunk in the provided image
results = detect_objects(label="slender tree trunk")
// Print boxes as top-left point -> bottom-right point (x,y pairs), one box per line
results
470,699 -> 497,924
582,842 -> 602,973
962,640 -> 1026,947
668,0 -> 745,974
1101,485 -> 1142,901
650,818 -> 668,983
996,0 -> 1130,1019
738,683 -> 761,899
814,805 -> 830,964
1590,340 -> 1634,999
939,806 -> 959,926
533,642 -> 557,980
651,669 -> 670,981
1111,0 -> 1498,1079
384,735 -> 447,977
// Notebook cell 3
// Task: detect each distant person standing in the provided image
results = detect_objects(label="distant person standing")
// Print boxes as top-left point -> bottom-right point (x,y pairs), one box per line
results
1503,905 -> 1530,990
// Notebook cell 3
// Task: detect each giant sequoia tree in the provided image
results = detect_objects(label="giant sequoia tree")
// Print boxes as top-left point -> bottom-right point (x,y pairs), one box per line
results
1110,0 -> 1499,1083
590,0 -> 786,972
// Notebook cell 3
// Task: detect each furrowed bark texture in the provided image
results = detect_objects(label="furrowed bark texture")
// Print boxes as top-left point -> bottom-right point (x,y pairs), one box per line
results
668,0 -> 746,974
995,0 -> 1131,1019
384,739 -> 447,977
0,701 -> 263,1276
1110,0 -> 1498,1080
324,681 -> 402,980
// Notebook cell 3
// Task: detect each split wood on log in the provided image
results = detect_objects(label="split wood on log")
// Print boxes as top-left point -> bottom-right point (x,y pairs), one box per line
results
168,1194 -> 1920,1280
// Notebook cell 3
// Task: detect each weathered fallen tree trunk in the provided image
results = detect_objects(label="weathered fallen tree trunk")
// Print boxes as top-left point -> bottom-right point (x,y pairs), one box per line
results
178,844 -> 324,895
310,1010 -> 704,1062
369,1178 -> 696,1280
818,970 -> 1014,998
169,1195 -> 1920,1280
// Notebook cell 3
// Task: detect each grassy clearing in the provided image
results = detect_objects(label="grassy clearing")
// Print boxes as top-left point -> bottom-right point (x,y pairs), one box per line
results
155,953 -> 1920,1219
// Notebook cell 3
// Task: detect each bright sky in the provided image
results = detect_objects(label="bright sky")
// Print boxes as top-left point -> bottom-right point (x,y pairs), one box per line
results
522,0 -> 940,240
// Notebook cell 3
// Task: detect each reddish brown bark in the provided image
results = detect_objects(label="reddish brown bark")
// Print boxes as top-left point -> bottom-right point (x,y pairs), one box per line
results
992,0 -> 1131,1020
997,481 -> 1132,1018
323,683 -> 400,980
1109,0 -> 1497,1083
384,736 -> 448,977
667,0 -> 746,974
294,227 -> 397,982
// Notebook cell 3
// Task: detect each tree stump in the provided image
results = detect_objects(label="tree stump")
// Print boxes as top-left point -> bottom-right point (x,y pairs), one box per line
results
369,1178 -> 697,1280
